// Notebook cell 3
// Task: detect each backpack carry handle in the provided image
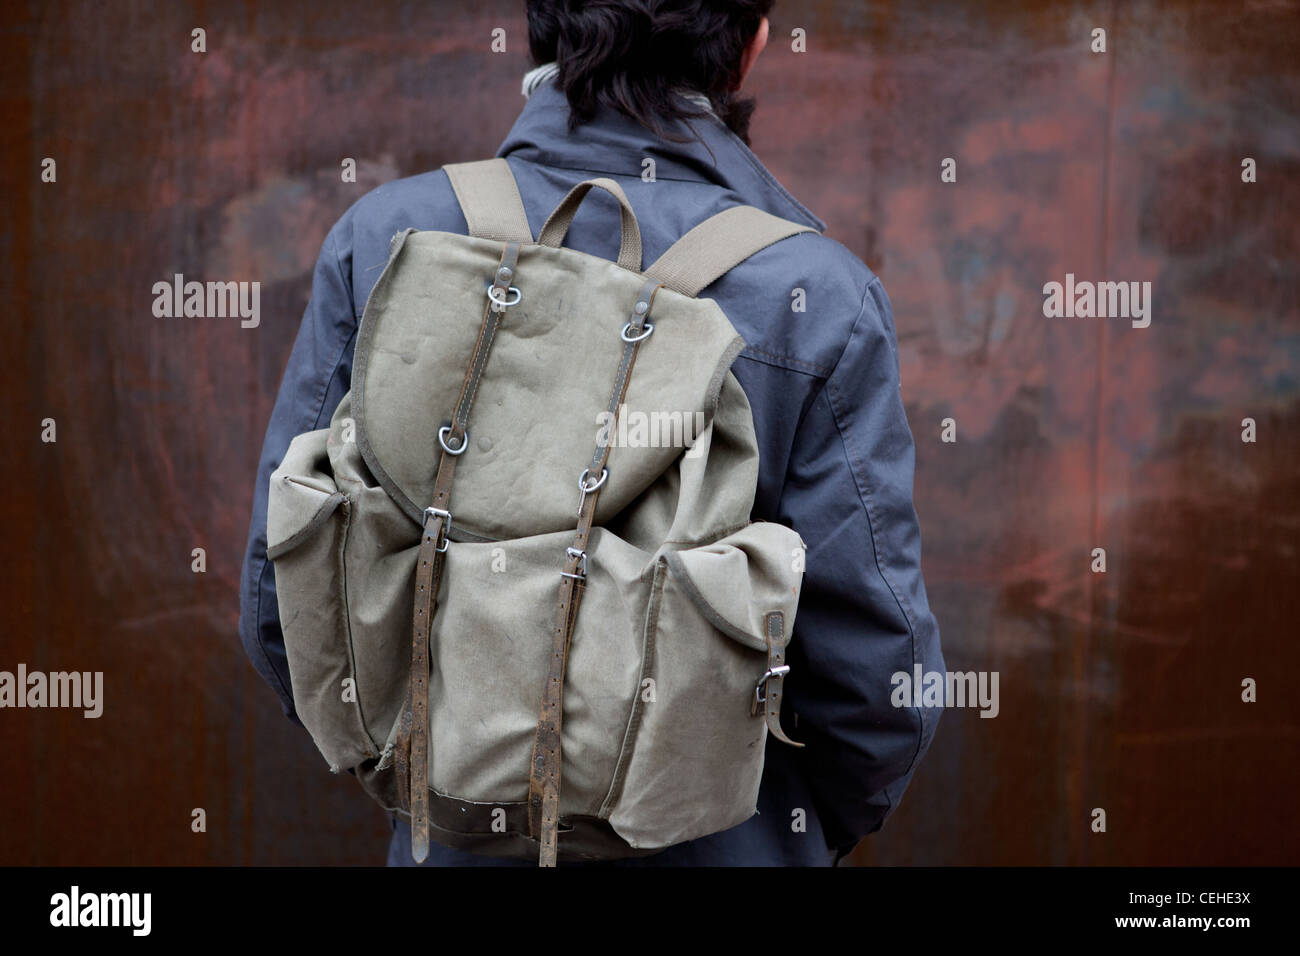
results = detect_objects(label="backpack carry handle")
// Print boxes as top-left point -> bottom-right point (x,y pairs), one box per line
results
537,178 -> 642,272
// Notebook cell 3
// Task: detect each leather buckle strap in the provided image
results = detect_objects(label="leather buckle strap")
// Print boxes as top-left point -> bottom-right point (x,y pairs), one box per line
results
405,506 -> 448,862
397,240 -> 522,864
526,277 -> 663,867
753,611 -> 803,748
441,244 -> 521,453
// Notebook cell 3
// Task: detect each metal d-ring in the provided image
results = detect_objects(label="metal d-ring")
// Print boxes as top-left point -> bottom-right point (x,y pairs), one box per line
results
578,468 -> 608,494
620,321 -> 654,343
487,284 -> 522,309
576,467 -> 608,516
438,425 -> 469,456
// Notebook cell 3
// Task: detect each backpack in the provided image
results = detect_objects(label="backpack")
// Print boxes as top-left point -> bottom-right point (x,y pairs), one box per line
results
266,159 -> 813,866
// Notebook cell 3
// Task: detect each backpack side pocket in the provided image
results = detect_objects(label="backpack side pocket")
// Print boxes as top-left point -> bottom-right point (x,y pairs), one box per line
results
605,520 -> 804,849
268,428 -> 379,772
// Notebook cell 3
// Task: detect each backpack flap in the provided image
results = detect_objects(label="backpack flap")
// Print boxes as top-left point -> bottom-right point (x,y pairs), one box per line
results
352,229 -> 746,543
267,429 -> 346,561
661,522 -> 806,654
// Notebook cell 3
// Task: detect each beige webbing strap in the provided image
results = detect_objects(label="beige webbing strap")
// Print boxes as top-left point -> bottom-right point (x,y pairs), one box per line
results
644,205 -> 816,297
444,159 -> 534,243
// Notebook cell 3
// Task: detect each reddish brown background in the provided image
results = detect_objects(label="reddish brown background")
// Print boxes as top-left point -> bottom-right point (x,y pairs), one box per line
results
1,0 -> 1297,865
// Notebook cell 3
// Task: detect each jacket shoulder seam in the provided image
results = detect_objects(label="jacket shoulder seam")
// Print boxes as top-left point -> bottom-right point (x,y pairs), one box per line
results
736,346 -> 832,377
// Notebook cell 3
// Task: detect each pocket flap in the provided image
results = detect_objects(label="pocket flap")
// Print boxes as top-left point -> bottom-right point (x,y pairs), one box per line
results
267,428 -> 346,559
662,522 -> 805,652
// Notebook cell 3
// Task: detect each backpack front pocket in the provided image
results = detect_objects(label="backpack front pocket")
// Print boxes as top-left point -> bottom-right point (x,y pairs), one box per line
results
424,528 -> 652,816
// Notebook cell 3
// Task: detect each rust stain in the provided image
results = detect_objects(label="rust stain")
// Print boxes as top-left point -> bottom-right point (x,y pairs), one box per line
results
1,0 -> 1297,866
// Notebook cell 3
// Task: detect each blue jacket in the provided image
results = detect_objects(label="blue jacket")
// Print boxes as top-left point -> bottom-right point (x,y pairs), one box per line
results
239,78 -> 944,867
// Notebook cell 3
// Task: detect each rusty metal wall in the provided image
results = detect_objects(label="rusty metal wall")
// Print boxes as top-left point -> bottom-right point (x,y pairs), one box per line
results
1,0 -> 1296,865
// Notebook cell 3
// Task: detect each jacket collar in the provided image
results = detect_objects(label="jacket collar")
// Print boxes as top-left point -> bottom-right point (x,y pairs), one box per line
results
496,74 -> 825,232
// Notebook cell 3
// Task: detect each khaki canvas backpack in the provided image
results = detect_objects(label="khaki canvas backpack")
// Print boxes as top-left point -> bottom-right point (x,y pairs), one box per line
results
266,159 -> 813,866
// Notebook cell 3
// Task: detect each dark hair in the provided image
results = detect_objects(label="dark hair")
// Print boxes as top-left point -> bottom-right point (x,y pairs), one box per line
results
525,0 -> 775,145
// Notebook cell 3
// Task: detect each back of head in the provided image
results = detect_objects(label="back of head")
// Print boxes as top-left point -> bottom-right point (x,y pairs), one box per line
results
525,0 -> 775,144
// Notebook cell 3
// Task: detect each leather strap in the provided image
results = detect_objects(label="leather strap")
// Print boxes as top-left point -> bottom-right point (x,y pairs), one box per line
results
644,205 -> 816,297
444,159 -> 534,243
537,178 -> 643,272
396,241 -> 522,863
752,610 -> 803,747
526,277 -> 663,866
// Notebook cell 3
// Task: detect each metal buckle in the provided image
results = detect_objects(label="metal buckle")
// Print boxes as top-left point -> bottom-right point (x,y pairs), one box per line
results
576,467 -> 608,515
438,425 -> 469,456
751,665 -> 791,716
620,321 -> 654,343
424,507 -> 452,553
560,547 -> 587,581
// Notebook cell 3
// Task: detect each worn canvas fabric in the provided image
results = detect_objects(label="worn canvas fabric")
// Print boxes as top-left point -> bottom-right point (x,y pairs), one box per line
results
265,161 -> 810,863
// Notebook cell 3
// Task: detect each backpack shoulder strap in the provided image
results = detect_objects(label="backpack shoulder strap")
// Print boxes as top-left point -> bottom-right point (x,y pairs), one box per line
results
444,158 -> 534,243
644,205 -> 817,297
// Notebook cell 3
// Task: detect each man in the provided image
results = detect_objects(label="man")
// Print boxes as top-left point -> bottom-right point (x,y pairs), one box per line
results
240,0 -> 944,866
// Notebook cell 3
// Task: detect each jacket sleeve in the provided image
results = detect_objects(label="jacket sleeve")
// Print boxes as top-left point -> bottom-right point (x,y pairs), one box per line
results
781,275 -> 945,857
239,221 -> 358,721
